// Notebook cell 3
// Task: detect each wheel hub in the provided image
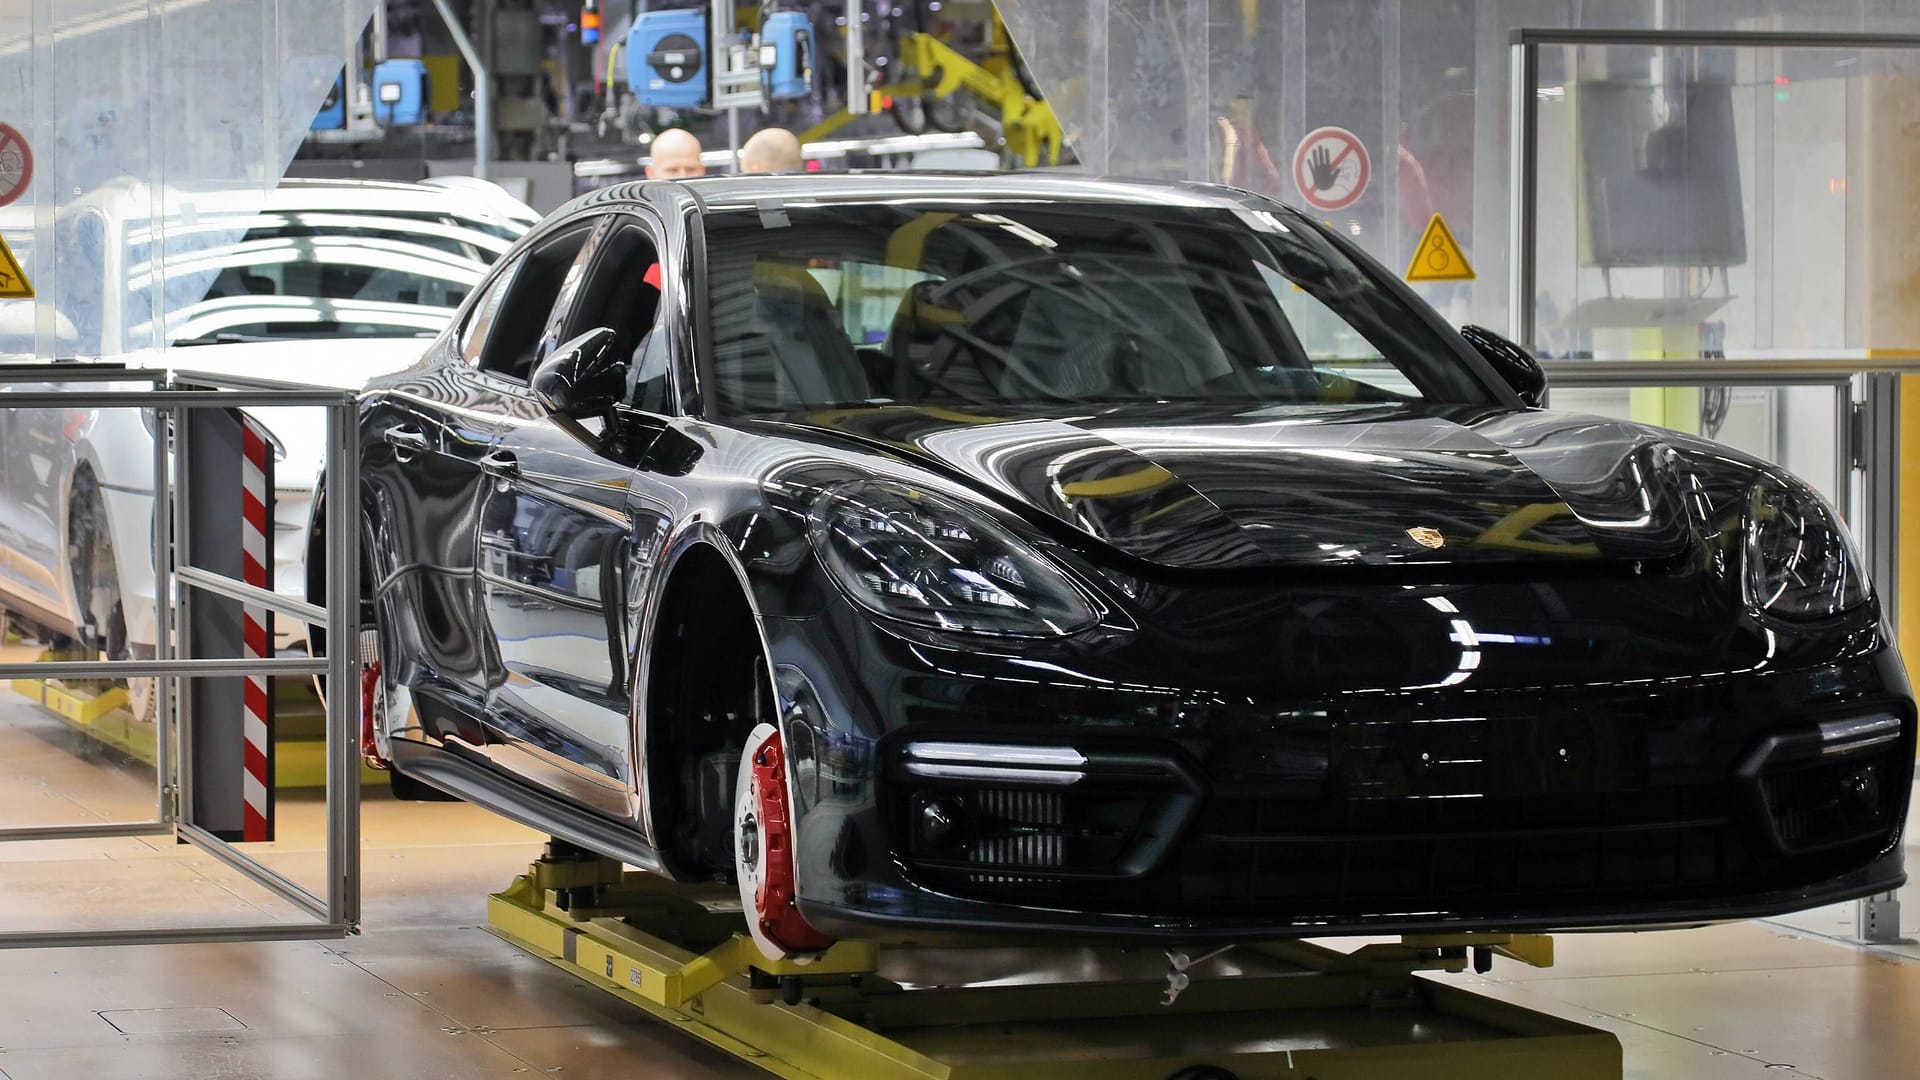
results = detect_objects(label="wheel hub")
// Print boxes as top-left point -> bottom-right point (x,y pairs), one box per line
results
738,811 -> 760,869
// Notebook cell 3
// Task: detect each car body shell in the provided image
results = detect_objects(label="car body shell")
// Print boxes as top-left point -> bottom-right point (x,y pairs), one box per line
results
354,173 -> 1914,940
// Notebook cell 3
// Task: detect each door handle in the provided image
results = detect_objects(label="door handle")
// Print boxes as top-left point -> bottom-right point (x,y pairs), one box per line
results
384,426 -> 428,457
480,451 -> 520,479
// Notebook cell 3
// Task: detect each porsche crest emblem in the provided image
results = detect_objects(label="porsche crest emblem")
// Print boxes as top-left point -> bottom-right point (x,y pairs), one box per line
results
1406,527 -> 1446,549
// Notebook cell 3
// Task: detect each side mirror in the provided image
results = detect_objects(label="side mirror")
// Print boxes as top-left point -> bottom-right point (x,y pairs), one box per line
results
532,327 -> 625,419
1459,324 -> 1546,407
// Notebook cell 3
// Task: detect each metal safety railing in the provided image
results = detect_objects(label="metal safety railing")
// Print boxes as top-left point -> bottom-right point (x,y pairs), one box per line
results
0,363 -> 360,946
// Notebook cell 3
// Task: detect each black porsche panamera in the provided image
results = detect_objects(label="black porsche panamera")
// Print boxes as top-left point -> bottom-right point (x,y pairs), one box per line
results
339,173 -> 1912,960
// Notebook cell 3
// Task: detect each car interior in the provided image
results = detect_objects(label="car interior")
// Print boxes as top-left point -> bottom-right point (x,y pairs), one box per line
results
705,210 -> 1450,414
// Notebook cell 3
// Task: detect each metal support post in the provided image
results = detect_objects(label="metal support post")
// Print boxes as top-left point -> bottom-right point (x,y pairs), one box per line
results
173,394 -> 196,823
1855,371 -> 1902,946
1507,36 -> 1537,349
371,0 -> 388,61
324,398 -> 362,927
1861,891 -> 1904,945
152,403 -> 173,822
847,0 -> 868,114
344,1 -> 363,128
431,0 -> 492,179
1857,372 -> 1901,622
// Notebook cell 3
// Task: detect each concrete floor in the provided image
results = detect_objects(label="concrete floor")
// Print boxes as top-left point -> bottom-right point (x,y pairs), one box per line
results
0,683 -> 1917,1079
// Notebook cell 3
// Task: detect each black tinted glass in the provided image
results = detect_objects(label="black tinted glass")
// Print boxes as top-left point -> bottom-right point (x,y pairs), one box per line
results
703,201 -> 1491,415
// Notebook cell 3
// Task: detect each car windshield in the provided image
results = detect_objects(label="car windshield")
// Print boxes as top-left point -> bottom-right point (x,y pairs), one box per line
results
703,199 -> 1493,415
163,209 -> 523,345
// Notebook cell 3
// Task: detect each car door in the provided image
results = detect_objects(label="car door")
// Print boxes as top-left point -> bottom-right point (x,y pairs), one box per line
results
367,217 -> 604,730
470,213 -> 670,819
0,390 -> 79,625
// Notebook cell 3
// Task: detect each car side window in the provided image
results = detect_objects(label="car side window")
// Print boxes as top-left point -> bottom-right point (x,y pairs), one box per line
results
561,216 -> 671,413
458,268 -> 514,364
468,222 -> 597,381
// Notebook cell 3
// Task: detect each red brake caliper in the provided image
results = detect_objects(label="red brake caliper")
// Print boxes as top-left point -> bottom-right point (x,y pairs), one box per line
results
738,723 -> 834,959
359,657 -> 389,770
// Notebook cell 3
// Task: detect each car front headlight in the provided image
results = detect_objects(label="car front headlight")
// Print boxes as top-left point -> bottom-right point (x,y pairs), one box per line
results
1743,478 -> 1869,620
807,479 -> 1098,637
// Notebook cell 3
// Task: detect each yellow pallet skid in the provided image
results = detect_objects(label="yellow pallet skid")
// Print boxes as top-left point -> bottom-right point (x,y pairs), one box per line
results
12,678 -> 143,754
488,848 -> 1623,1080
11,676 -> 384,788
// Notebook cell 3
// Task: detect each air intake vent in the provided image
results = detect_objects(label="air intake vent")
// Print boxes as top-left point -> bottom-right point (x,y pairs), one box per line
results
1740,713 -> 1910,855
1758,748 -> 1901,853
969,788 -> 1064,882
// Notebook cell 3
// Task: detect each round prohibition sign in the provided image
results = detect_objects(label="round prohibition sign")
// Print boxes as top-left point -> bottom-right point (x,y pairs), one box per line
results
0,124 -> 32,209
1292,125 -> 1369,213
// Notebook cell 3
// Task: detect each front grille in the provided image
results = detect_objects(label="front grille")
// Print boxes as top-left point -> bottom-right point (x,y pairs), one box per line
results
1178,789 -> 1750,910
1186,695 -> 1751,909
893,689 -> 1909,919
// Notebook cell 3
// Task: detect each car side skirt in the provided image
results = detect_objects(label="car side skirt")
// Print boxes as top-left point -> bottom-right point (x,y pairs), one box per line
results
391,742 -> 668,876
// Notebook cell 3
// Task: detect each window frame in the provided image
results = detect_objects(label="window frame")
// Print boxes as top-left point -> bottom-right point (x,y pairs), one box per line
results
554,209 -> 679,415
459,214 -> 609,385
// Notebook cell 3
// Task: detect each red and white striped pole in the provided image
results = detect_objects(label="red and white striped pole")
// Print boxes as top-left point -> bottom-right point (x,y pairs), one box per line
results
240,418 -> 273,841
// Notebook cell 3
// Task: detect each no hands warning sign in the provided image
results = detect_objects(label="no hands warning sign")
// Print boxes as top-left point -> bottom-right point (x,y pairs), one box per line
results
1405,213 -> 1474,282
0,124 -> 31,209
1292,126 -> 1369,212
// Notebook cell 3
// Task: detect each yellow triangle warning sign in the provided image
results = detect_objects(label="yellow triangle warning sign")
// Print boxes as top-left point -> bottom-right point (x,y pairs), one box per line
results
0,234 -> 31,298
1404,214 -> 1473,282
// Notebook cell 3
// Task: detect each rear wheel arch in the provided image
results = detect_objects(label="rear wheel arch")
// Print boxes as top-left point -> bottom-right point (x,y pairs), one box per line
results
65,462 -> 157,722
305,475 -> 382,623
302,476 -> 381,699
65,464 -> 117,652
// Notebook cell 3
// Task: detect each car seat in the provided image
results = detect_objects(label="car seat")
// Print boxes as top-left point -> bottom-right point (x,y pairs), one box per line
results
717,262 -> 869,410
884,278 -> 1000,404
1008,258 -> 1232,398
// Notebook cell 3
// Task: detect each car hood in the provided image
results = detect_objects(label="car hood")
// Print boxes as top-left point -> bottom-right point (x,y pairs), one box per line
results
136,337 -> 430,490
762,401 -> 1718,571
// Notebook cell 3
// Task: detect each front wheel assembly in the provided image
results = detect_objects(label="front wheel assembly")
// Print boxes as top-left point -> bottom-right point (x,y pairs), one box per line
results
734,722 -> 835,963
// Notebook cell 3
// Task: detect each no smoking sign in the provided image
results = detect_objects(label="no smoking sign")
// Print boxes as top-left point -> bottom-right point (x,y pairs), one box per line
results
1292,126 -> 1368,212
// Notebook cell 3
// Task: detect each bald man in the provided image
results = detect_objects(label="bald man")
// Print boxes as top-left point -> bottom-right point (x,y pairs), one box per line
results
646,128 -> 706,179
740,127 -> 803,173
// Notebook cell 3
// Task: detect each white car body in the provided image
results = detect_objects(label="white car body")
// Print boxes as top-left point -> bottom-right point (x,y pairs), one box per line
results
0,177 -> 532,658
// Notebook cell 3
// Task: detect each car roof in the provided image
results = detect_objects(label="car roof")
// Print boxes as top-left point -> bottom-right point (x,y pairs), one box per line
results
569,171 -> 1286,221
0,176 -> 534,230
265,176 -> 529,218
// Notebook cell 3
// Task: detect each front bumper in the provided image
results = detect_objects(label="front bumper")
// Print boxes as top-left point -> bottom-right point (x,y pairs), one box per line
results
773,613 -> 1914,940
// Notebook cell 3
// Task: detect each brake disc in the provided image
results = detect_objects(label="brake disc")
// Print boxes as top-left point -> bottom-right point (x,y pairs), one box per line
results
734,721 -> 834,963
